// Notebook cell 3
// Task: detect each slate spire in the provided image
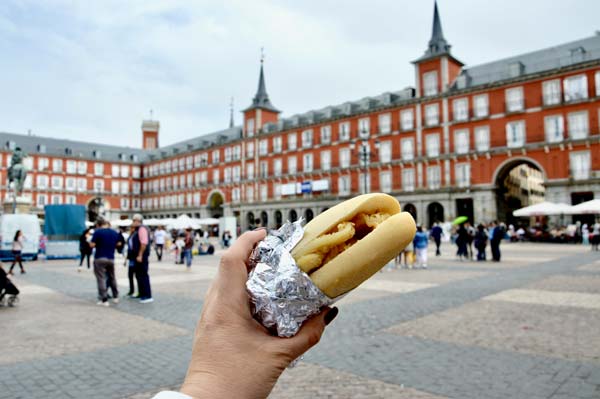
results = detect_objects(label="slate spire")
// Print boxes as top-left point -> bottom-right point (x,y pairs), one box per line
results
244,53 -> 280,113
426,1 -> 451,56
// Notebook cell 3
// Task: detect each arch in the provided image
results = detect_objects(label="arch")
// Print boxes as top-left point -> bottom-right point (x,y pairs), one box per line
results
246,212 -> 255,229
427,202 -> 444,228
274,210 -> 283,228
206,190 -> 225,218
403,203 -> 417,223
260,211 -> 269,228
492,156 -> 547,185
289,209 -> 298,222
304,209 -> 314,223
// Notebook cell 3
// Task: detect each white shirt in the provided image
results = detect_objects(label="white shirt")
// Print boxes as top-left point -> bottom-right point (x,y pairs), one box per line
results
154,229 -> 167,245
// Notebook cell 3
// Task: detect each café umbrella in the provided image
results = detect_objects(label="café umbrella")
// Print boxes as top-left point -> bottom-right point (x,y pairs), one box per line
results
512,202 -> 573,217
452,216 -> 469,225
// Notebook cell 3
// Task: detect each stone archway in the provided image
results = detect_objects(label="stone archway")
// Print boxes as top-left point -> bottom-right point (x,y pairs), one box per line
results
427,202 -> 444,228
304,209 -> 314,223
260,211 -> 269,228
246,212 -> 255,229
403,203 -> 417,224
289,209 -> 298,222
494,158 -> 546,226
274,210 -> 283,228
207,191 -> 225,218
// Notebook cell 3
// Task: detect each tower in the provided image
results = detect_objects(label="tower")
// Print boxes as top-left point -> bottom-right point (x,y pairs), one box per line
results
242,54 -> 280,137
412,1 -> 463,96
142,119 -> 159,150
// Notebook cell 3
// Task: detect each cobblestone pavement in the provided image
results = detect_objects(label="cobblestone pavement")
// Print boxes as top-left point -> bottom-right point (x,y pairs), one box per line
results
0,243 -> 599,399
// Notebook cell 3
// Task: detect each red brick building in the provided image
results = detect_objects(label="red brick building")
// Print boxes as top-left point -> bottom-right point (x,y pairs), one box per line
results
2,3 -> 599,229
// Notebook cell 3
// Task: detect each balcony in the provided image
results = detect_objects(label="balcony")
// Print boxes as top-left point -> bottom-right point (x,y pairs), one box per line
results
505,99 -> 525,114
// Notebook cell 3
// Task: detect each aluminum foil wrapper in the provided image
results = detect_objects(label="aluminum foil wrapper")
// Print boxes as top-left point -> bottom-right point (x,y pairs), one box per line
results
246,220 -> 334,337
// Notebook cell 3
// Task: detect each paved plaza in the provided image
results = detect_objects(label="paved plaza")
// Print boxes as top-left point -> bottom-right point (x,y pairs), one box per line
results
1,241 -> 599,399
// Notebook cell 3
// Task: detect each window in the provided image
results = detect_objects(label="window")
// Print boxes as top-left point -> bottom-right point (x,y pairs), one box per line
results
37,194 -> 47,207
259,161 -> 268,178
246,118 -> 255,137
224,167 -> 232,183
93,150 -> 101,159
52,159 -> 63,172
52,195 -> 62,205
120,165 -> 129,178
570,151 -> 591,180
224,147 -> 232,162
544,115 -> 564,143
66,177 -> 76,191
273,136 -> 282,153
172,159 -> 178,172
273,184 -> 281,200
194,155 -> 201,168
320,151 -> 331,170
233,145 -> 241,161
320,125 -> 332,144
453,98 -> 469,121
378,114 -> 391,134
339,148 -> 351,168
246,142 -> 254,158
543,79 -> 562,106
246,186 -> 254,202
568,111 -> 589,139
454,129 -> 470,154
358,118 -> 370,137
77,161 -> 87,175
132,166 -> 140,178
37,144 -> 46,153
36,175 -> 48,189
94,179 -> 104,193
132,181 -> 141,194
66,195 -> 76,205
379,141 -> 392,163
427,165 -> 441,189
303,153 -> 313,173
233,165 -> 241,182
23,157 -> 33,171
506,121 -> 526,147
212,150 -> 220,164
120,198 -> 129,210
193,193 -> 201,206
400,109 -> 414,130
246,163 -> 254,180
563,74 -> 588,102
24,175 -> 32,189
178,158 -> 185,171
111,165 -> 119,177
288,133 -> 297,150
93,163 -> 103,176
379,171 -> 392,193
474,126 -> 490,152
425,104 -> 439,126
232,188 -> 241,203
401,138 -> 414,161
259,139 -> 268,156
338,175 -> 350,195
66,160 -> 76,174
473,94 -> 489,118
260,185 -> 268,202
506,87 -> 524,112
111,181 -> 119,194
359,173 -> 370,194
423,71 -> 438,96
287,156 -> 297,174
426,134 -> 440,157
455,163 -> 471,187
51,176 -> 63,189
38,157 -> 49,171
301,130 -> 313,148
274,159 -> 282,177
402,169 -> 415,191
212,169 -> 219,184
339,122 -> 350,142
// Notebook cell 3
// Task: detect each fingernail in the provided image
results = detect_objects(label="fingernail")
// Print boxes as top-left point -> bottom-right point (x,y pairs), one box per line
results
324,307 -> 338,325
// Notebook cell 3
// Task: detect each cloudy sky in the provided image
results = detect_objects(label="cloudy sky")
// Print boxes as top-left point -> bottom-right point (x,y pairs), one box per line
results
0,1 -> 597,148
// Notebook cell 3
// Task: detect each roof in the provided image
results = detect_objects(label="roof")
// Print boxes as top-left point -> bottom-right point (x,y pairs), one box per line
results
452,34 -> 600,90
413,1 -> 461,65
0,131 -> 146,163
243,62 -> 280,113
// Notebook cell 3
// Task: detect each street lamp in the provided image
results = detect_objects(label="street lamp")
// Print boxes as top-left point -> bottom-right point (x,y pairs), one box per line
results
350,129 -> 379,194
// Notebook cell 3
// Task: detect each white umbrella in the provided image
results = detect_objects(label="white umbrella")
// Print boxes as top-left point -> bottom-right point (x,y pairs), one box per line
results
167,215 -> 201,230
144,218 -> 166,227
566,199 -> 600,215
111,219 -> 132,227
196,217 -> 220,225
513,202 -> 573,217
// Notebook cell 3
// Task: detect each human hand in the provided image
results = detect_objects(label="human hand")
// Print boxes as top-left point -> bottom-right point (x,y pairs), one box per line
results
180,229 -> 338,399
136,255 -> 142,263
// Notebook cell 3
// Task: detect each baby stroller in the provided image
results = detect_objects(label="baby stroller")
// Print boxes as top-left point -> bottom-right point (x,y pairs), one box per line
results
0,266 -> 20,307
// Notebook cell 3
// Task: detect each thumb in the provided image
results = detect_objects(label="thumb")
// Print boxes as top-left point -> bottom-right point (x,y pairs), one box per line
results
277,307 -> 339,360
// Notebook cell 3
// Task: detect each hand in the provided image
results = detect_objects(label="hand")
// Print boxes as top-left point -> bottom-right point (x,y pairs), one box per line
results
136,255 -> 142,263
180,229 -> 338,399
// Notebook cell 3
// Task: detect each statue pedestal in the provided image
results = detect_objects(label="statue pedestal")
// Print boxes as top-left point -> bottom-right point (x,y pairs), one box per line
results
3,196 -> 33,214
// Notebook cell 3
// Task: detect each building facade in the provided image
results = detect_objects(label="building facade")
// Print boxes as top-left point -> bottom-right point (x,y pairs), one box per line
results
2,3 -> 600,229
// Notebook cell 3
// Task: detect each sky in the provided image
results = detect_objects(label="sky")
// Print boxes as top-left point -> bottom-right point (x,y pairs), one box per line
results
0,0 -> 597,148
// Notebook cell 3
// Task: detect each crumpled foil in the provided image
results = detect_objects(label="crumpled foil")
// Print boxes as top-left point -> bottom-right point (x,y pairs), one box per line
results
246,220 -> 334,337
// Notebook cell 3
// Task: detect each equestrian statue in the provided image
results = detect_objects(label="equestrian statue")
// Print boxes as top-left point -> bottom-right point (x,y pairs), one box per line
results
8,147 -> 27,197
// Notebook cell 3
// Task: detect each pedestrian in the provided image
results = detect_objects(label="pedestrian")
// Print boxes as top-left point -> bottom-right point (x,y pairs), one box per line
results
78,228 -> 93,271
401,241 -> 414,268
455,224 -> 469,261
175,234 -> 185,264
131,214 -> 153,303
430,222 -> 443,256
474,224 -> 488,261
490,220 -> 503,262
8,230 -> 26,275
413,226 -> 429,269
183,227 -> 194,268
582,223 -> 590,246
591,221 -> 600,251
125,225 -> 138,297
466,222 -> 475,260
154,225 -> 166,261
89,220 -> 122,306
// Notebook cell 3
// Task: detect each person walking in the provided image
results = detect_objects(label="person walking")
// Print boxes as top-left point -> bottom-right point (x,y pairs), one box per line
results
131,214 -> 153,303
125,225 -> 138,298
474,224 -> 488,261
8,230 -> 26,275
78,228 -> 93,271
490,221 -> 503,262
154,226 -> 166,261
466,222 -> 475,260
182,227 -> 194,268
90,220 -> 122,306
413,226 -> 429,269
591,221 -> 600,251
455,224 -> 469,261
430,222 -> 443,256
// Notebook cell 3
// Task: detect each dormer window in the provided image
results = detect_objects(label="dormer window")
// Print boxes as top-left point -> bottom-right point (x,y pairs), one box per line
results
455,73 -> 470,89
6,141 -> 16,150
37,144 -> 46,153
508,62 -> 524,78
130,154 -> 138,162
119,153 -> 126,161
570,46 -> 586,63
65,147 -> 73,155
93,150 -> 101,159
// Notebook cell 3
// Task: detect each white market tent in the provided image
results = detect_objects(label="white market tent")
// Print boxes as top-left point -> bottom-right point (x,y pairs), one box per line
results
565,199 -> 600,215
110,219 -> 132,227
166,215 -> 201,230
196,218 -> 219,225
513,202 -> 573,217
